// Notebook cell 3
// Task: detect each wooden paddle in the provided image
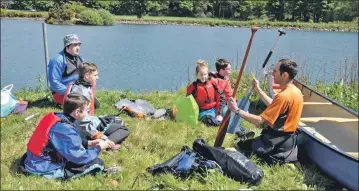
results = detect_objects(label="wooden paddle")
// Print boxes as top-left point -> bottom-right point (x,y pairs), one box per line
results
214,26 -> 259,147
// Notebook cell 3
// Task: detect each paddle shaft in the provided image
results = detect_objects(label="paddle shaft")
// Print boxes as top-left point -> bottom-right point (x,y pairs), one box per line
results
214,26 -> 259,147
250,30 -> 286,95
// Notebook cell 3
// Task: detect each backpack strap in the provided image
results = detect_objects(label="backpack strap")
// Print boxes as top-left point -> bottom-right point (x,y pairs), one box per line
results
191,82 -> 197,98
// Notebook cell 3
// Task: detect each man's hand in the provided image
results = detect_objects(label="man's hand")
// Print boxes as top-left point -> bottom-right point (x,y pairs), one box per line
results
228,97 -> 239,113
252,77 -> 261,93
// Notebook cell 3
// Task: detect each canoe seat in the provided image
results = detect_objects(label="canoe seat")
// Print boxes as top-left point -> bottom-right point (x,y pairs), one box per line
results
347,152 -> 358,158
300,117 -> 358,123
303,102 -> 333,106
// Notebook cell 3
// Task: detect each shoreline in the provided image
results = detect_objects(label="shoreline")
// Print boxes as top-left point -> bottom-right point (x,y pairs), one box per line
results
115,19 -> 357,32
1,16 -> 357,33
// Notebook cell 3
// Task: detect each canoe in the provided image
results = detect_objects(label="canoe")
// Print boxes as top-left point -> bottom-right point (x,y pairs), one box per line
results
268,76 -> 358,191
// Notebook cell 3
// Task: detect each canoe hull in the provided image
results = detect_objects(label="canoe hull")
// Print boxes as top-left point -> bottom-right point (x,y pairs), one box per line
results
297,129 -> 358,190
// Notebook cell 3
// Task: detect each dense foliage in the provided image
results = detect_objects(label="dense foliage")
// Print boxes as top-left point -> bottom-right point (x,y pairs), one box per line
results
2,0 -> 358,22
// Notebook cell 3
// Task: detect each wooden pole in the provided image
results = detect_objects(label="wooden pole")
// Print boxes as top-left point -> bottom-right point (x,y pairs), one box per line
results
42,22 -> 49,87
214,26 -> 259,147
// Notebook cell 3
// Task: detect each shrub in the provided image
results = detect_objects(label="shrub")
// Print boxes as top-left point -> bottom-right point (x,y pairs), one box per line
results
98,9 -> 115,25
69,2 -> 87,14
46,17 -> 55,24
47,3 -> 74,22
0,8 -> 6,17
79,9 -> 104,25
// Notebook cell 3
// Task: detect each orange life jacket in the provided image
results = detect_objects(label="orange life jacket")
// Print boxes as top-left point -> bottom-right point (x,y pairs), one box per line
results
63,82 -> 95,116
27,113 -> 62,157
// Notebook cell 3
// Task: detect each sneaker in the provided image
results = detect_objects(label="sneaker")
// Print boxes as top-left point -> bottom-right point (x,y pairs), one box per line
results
235,130 -> 255,141
104,166 -> 123,176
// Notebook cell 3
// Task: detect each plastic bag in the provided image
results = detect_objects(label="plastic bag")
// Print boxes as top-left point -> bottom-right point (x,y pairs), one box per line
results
1,84 -> 19,118
174,95 -> 199,128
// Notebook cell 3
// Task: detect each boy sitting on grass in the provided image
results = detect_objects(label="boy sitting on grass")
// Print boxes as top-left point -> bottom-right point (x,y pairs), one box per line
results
65,62 -> 129,150
63,62 -> 100,116
21,93 -> 121,179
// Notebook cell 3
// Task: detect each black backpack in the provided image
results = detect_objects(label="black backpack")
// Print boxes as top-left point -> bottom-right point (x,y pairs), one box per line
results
192,138 -> 264,186
147,146 -> 222,179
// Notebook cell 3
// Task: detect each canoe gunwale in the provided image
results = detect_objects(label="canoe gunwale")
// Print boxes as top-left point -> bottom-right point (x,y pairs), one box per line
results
267,76 -> 358,162
294,79 -> 358,117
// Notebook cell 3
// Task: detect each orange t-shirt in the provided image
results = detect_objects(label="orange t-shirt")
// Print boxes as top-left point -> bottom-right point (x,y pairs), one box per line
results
260,84 -> 303,132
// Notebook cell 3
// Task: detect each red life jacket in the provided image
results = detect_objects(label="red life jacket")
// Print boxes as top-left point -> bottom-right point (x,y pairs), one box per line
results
27,113 -> 62,157
89,83 -> 95,116
63,82 -> 96,116
209,72 -> 233,101
186,79 -> 219,110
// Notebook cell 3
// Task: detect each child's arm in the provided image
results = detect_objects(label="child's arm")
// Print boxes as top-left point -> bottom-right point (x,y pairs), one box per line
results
75,116 -> 109,140
186,84 -> 195,96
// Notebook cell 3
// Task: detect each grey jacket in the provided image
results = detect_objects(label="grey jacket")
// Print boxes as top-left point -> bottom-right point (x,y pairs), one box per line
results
74,116 -> 108,140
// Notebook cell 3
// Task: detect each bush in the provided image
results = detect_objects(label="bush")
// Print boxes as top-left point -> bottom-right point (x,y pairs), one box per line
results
0,8 -> 6,17
48,3 -> 74,22
79,9 -> 104,25
46,17 -> 55,24
68,2 -> 87,14
98,9 -> 115,25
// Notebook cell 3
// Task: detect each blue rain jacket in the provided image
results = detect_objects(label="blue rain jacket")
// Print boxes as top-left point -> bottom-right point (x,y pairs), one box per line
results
48,51 -> 84,95
24,113 -> 102,179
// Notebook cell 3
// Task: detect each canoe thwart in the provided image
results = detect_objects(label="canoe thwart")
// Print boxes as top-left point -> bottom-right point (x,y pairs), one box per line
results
300,117 -> 358,123
347,152 -> 358,158
303,102 -> 333,106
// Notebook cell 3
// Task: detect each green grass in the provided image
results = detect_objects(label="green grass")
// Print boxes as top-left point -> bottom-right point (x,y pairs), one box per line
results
0,9 -> 48,18
1,75 -> 340,190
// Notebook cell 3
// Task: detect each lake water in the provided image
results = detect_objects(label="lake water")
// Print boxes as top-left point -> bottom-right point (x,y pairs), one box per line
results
1,18 -> 358,92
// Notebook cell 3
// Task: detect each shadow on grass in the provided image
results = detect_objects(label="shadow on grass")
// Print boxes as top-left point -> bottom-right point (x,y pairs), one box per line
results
9,154 -> 28,177
300,162 -> 345,190
27,98 -> 61,109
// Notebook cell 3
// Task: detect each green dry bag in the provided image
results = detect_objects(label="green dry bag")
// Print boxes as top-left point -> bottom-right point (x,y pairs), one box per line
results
174,95 -> 199,128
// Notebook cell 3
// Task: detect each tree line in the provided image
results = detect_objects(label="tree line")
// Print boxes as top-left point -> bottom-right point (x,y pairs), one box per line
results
1,0 -> 358,22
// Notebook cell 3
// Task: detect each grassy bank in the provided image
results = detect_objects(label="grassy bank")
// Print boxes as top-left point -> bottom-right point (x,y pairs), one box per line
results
2,75 -> 355,190
1,9 -> 357,32
115,15 -> 358,32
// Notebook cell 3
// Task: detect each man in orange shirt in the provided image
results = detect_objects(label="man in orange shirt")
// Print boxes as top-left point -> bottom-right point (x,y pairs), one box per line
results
227,59 -> 303,164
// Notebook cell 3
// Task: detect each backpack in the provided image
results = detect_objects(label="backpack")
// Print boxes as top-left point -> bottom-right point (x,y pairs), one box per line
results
147,146 -> 222,179
114,99 -> 168,119
193,138 -> 264,186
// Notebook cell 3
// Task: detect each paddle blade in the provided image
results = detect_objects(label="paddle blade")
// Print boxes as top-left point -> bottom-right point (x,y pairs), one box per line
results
174,95 -> 199,128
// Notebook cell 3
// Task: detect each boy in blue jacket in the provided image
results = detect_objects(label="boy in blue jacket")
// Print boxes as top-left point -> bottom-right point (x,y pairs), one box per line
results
21,93 -> 119,179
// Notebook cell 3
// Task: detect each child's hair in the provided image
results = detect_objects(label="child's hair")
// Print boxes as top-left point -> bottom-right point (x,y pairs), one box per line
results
79,62 -> 98,78
63,93 -> 90,115
195,60 -> 209,74
215,58 -> 231,72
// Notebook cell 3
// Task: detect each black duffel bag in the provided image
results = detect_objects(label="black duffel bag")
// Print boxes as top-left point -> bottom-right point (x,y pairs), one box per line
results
192,138 -> 264,186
